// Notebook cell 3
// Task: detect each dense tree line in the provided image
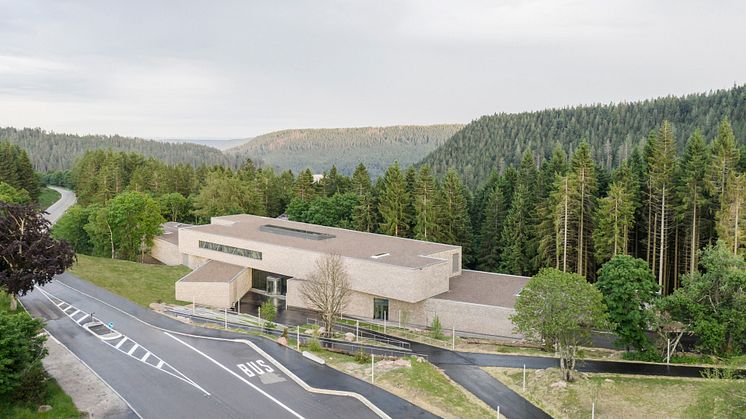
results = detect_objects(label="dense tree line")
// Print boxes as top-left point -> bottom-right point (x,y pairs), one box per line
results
0,127 -> 241,172
225,125 -> 463,178
0,142 -> 40,200
422,84 -> 746,188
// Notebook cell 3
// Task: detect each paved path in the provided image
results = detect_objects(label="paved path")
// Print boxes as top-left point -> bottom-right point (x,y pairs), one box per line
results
44,186 -> 76,224
22,274 -> 436,419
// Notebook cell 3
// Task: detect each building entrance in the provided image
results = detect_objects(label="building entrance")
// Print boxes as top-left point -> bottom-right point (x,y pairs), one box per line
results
373,298 -> 389,320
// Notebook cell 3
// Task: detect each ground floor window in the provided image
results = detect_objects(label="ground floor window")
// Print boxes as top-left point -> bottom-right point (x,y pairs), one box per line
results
373,298 -> 389,320
251,269 -> 288,296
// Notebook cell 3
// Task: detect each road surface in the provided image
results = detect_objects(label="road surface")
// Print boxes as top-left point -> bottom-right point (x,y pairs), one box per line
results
44,186 -> 76,224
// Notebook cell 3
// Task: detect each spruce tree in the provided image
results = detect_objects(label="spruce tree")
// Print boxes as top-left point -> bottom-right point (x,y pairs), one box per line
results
351,163 -> 372,196
413,165 -> 439,241
593,182 -> 635,264
437,169 -> 473,265
499,182 -> 534,275
648,121 -> 677,291
378,162 -> 410,237
568,142 -> 598,277
708,117 -> 740,203
477,179 -> 507,271
295,169 -> 316,202
716,174 -> 746,256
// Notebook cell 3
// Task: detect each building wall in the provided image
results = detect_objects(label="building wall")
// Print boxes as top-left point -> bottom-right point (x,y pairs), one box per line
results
151,239 -> 181,266
176,281 -> 231,308
179,229 -> 450,303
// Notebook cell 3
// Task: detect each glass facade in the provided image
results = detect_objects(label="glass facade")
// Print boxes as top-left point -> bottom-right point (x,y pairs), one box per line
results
373,298 -> 389,320
251,269 -> 288,296
198,240 -> 262,260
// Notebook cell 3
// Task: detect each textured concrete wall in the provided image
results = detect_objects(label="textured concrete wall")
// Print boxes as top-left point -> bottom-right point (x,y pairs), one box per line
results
151,239 -> 181,266
175,281 -> 230,308
178,229 -> 450,303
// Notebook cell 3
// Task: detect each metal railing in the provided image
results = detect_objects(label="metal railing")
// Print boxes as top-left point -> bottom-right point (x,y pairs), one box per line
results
305,317 -> 410,350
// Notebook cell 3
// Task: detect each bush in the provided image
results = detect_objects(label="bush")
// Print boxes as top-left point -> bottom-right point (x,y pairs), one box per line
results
622,350 -> 662,363
306,338 -> 322,352
430,315 -> 444,340
354,349 -> 371,364
260,301 -> 277,329
11,362 -> 48,404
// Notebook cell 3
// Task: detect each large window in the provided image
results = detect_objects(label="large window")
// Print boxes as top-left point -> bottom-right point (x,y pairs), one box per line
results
373,298 -> 389,320
198,240 -> 262,260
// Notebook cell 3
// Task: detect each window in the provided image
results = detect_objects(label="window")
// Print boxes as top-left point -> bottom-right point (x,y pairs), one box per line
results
259,224 -> 335,241
198,240 -> 262,260
452,253 -> 460,273
373,298 -> 389,320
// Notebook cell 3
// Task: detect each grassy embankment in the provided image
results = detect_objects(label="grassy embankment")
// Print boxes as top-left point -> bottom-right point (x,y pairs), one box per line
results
37,187 -> 61,210
68,254 -> 191,307
486,366 -> 746,419
0,292 -> 80,419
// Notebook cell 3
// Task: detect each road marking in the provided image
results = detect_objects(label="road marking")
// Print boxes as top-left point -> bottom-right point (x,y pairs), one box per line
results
165,332 -> 304,419
114,337 -> 128,349
76,313 -> 90,324
49,280 -> 389,418
141,352 -> 151,363
70,309 -> 81,318
156,360 -> 164,369
127,344 -> 140,356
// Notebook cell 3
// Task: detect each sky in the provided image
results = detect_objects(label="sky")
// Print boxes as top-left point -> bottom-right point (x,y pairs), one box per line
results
0,0 -> 744,139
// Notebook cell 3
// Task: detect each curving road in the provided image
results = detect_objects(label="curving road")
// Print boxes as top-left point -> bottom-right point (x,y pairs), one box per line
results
44,186 -> 77,224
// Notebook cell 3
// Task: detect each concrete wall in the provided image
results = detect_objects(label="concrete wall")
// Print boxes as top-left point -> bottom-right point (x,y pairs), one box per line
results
175,268 -> 250,309
151,239 -> 181,266
178,229 -> 450,303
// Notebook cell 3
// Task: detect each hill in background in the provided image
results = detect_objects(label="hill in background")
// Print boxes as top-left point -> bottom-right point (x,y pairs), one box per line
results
225,125 -> 463,177
421,85 -> 746,188
156,137 -> 253,151
0,127 -> 242,172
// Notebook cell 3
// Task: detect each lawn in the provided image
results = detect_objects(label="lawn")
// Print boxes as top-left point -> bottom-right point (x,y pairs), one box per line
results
37,187 -> 61,210
68,254 -> 191,307
485,366 -> 746,419
0,292 -> 81,418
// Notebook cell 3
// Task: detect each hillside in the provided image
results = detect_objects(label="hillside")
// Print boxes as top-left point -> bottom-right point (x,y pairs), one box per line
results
420,85 -> 746,188
0,127 -> 241,172
225,125 -> 463,177
157,137 -> 253,151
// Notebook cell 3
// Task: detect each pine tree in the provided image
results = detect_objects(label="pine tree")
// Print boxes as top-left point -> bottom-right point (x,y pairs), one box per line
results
378,162 -> 410,237
403,166 -> 418,238
674,130 -> 711,273
716,174 -> 746,256
593,182 -> 635,264
648,121 -> 677,291
437,169 -> 473,265
499,182 -> 534,275
568,142 -> 598,277
708,117 -> 740,203
351,163 -> 372,196
295,169 -> 316,202
413,165 -> 439,241
477,179 -> 507,271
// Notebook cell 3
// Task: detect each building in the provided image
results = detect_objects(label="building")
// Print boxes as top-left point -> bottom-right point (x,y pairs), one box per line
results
152,215 -> 527,337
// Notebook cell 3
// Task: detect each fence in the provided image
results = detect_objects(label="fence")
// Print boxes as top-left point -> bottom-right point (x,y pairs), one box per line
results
305,317 -> 411,350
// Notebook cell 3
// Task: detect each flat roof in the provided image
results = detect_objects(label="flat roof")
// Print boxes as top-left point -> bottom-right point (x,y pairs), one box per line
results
178,260 -> 245,283
432,270 -> 528,309
157,222 -> 194,245
184,214 -> 460,269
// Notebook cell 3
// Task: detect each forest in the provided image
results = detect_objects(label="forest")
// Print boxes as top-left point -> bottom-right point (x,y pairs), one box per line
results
224,125 -> 463,177
0,127 -> 240,172
421,84 -> 746,188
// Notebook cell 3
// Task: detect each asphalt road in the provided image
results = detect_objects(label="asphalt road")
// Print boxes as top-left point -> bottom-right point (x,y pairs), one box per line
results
44,186 -> 76,224
21,276 -> 436,419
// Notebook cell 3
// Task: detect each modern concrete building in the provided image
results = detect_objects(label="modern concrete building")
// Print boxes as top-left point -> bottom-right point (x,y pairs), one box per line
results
152,215 -> 528,337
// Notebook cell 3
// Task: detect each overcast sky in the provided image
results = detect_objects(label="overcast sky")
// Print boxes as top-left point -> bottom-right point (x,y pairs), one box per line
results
0,0 -> 744,139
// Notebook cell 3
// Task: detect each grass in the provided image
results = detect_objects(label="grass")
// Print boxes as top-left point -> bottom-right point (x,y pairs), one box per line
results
37,187 -> 61,210
68,254 -> 191,307
0,292 -> 81,418
485,366 -> 746,419
0,378 -> 80,419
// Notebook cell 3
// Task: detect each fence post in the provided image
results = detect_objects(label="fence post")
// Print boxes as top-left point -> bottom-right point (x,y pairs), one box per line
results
523,364 -> 526,391
356,320 -> 360,343
398,309 -> 401,328
192,296 -> 195,316
258,307 -> 261,322
591,401 -> 595,419
296,326 -> 300,351
237,300 -> 240,315
371,354 -> 375,383
224,308 -> 228,329
496,405 -> 500,418
666,338 -> 671,364
452,326 -> 455,350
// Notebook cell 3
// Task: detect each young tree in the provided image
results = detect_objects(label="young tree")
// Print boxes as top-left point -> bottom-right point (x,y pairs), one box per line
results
52,205 -> 94,254
96,192 -> 164,261
158,192 -> 190,222
511,268 -> 608,381
707,117 -> 740,204
648,121 -> 677,291
378,162 -> 410,237
0,203 -> 75,310
350,163 -> 372,197
596,255 -> 659,351
0,182 -> 31,205
192,172 -> 256,219
716,174 -> 746,256
301,254 -> 352,338
413,165 -> 439,241
0,311 -> 48,400
294,169 -> 316,202
661,242 -> 746,356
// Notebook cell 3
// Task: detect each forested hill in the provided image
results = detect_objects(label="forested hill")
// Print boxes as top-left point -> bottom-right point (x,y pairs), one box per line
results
224,124 -> 463,177
421,85 -> 746,188
0,127 -> 241,172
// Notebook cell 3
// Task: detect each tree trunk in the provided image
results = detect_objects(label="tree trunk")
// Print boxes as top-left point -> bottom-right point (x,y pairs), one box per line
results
9,293 -> 18,311
659,187 -> 666,292
690,199 -> 697,273
578,172 -> 585,276
563,177 -> 569,272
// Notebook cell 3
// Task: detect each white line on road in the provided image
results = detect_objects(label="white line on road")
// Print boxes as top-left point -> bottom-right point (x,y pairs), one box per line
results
70,309 -> 81,318
165,332 -> 304,419
141,352 -> 151,363
127,344 -> 140,356
114,337 -> 128,349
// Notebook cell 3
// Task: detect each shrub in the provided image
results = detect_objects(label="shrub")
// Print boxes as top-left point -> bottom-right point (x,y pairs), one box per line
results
354,349 -> 371,364
430,315 -> 444,340
260,300 -> 277,329
306,338 -> 322,352
11,362 -> 48,404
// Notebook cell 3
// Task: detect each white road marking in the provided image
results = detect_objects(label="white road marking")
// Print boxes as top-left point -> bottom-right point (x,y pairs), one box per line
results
141,352 -> 151,363
70,309 -> 81,318
76,313 -> 90,324
127,344 -> 140,356
165,332 -> 304,419
114,337 -> 129,349
49,280 -> 389,418
156,360 -> 164,369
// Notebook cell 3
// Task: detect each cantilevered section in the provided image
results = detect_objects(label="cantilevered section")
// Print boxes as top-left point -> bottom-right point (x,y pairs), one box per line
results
433,270 -> 528,309
175,260 -> 250,308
